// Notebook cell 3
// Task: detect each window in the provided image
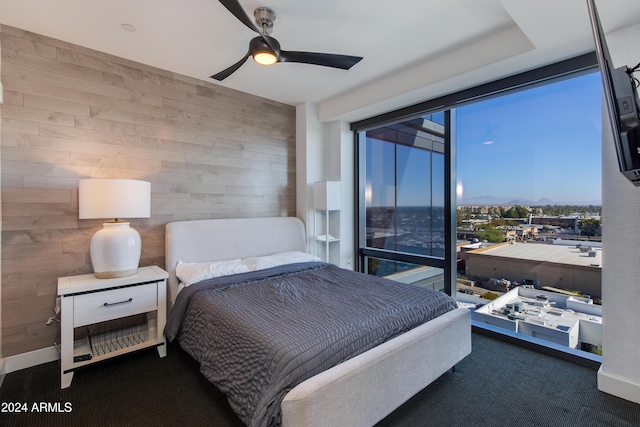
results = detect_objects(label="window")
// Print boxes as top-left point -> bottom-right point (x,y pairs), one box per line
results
353,53 -> 602,359
358,113 -> 450,291
456,71 -> 602,355
364,114 -> 445,256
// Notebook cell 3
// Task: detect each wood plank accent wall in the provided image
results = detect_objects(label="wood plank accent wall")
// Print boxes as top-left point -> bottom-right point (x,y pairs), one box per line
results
0,25 -> 296,357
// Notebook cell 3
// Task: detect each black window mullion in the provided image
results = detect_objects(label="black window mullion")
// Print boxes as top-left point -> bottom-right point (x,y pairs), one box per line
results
360,248 -> 445,270
394,143 -> 398,257
443,110 -> 455,296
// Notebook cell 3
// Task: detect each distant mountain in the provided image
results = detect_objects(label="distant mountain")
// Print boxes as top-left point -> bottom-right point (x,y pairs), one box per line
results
504,198 -> 558,206
535,198 -> 558,206
458,196 -> 515,206
458,196 -> 601,206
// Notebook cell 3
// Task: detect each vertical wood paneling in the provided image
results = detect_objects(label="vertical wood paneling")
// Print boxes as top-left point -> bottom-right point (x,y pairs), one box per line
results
0,25 -> 296,357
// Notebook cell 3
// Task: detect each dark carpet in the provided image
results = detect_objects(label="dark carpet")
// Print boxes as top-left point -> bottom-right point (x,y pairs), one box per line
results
1,333 -> 638,427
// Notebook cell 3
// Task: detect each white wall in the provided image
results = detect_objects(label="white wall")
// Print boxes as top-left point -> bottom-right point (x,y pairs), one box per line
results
296,104 -> 355,269
296,103 -> 325,245
598,22 -> 640,403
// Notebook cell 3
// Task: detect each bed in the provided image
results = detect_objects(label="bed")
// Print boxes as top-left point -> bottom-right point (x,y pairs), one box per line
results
164,216 -> 471,427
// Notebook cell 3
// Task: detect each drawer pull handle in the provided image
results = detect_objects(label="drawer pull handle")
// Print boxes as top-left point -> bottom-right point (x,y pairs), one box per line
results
103,298 -> 133,307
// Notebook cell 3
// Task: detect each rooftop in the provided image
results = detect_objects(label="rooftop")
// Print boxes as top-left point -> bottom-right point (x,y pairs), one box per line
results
474,287 -> 602,350
469,241 -> 602,268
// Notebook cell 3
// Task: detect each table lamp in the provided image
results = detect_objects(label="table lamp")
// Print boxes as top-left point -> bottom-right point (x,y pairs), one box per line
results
314,181 -> 341,211
79,179 -> 151,279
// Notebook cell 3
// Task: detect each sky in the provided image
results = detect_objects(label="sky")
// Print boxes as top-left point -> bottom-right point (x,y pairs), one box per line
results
456,71 -> 603,205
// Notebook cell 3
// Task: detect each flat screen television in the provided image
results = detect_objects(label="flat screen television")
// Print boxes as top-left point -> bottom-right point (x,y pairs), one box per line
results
587,0 -> 640,185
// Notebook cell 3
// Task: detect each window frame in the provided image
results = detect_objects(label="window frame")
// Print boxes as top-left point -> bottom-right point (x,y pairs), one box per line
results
352,52 -> 598,299
356,112 -> 453,295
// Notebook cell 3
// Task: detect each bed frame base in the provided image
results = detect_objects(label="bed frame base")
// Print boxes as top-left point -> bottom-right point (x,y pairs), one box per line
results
281,307 -> 471,427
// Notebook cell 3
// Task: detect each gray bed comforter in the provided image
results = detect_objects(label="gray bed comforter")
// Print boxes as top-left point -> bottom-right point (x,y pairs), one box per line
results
165,262 -> 457,427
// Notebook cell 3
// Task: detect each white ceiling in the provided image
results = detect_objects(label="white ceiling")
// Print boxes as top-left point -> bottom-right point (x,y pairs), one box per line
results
1,0 -> 639,123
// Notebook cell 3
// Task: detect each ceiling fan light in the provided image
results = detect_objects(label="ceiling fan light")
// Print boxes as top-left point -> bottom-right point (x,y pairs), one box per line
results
253,52 -> 277,65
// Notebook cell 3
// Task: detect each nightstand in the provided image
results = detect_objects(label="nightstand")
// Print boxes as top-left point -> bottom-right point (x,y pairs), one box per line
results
57,266 -> 168,389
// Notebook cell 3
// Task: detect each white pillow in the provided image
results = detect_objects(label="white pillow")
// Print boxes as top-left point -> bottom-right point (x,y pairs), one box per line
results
175,259 -> 250,286
242,251 -> 321,271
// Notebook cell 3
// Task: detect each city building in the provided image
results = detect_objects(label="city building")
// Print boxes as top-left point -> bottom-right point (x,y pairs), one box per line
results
475,287 -> 602,352
501,225 -> 539,241
465,241 -> 602,298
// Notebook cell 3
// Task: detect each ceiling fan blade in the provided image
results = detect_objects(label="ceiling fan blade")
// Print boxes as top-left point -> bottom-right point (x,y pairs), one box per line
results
211,53 -> 250,81
218,0 -> 260,33
278,51 -> 363,70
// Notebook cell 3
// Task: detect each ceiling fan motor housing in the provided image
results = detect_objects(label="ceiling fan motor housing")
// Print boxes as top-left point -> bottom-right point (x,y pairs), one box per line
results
250,35 -> 280,56
254,7 -> 276,35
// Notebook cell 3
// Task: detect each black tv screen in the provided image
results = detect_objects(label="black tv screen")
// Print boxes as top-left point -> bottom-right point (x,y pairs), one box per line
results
587,0 -> 640,185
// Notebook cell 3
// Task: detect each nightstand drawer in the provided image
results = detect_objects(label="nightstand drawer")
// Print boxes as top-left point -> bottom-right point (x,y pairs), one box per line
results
73,283 -> 158,327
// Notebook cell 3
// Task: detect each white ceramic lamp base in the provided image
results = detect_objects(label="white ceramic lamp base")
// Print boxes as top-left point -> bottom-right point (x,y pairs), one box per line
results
90,222 -> 141,279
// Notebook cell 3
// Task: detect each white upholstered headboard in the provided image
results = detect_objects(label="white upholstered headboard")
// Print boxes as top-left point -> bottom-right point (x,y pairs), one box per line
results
165,217 -> 307,309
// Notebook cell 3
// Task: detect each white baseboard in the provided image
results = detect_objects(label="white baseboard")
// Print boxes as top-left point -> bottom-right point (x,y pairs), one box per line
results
598,366 -> 640,404
3,346 -> 59,374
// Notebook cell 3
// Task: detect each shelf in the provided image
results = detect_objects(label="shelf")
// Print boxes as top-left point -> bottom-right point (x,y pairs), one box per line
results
90,322 -> 149,356
316,234 -> 340,243
71,337 -> 160,369
315,208 -> 340,264
71,319 -> 159,369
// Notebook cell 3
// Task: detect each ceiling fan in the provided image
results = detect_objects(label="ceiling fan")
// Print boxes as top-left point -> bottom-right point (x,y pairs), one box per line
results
211,0 -> 363,81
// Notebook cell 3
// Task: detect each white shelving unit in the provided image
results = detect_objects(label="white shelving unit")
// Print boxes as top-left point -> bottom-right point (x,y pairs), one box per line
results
314,181 -> 340,264
57,266 -> 168,389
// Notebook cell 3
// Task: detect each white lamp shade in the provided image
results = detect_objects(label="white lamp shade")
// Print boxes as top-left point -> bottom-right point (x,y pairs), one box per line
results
79,179 -> 150,220
314,181 -> 341,211
79,179 -> 150,279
